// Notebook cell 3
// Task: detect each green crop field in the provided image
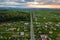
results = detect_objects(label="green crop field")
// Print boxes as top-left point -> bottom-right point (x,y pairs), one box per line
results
0,10 -> 60,40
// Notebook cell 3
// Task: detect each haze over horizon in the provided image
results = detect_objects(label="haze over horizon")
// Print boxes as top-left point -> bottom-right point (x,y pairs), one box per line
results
0,0 -> 60,8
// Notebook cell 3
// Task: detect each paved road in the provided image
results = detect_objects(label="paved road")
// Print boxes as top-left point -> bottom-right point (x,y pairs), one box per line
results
30,11 -> 35,40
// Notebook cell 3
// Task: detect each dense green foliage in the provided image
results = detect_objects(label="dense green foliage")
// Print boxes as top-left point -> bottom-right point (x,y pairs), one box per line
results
0,10 -> 60,40
0,10 -> 30,23
33,10 -> 60,40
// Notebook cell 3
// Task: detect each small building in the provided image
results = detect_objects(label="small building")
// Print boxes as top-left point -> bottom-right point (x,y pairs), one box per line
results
20,32 -> 24,36
40,34 -> 48,40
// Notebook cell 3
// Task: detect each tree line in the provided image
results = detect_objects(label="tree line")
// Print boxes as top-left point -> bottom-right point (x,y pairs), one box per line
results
0,10 -> 30,23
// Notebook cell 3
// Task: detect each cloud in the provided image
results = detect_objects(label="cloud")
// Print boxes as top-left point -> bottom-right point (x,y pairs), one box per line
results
0,0 -> 60,8
27,5 -> 60,8
0,1 -> 28,6
0,0 -> 28,8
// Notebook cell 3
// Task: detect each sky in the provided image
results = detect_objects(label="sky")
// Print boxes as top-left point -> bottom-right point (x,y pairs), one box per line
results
0,0 -> 60,8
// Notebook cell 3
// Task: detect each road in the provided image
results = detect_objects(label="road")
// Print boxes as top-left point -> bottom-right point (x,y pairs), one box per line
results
30,11 -> 35,40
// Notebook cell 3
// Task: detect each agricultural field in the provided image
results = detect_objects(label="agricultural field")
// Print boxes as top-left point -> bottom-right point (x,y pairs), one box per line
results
0,10 -> 60,40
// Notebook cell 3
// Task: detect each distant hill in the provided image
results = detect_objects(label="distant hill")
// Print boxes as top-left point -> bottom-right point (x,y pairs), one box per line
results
0,7 -> 60,11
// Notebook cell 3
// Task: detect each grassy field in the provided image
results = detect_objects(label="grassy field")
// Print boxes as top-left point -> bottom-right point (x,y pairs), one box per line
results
0,10 -> 60,40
